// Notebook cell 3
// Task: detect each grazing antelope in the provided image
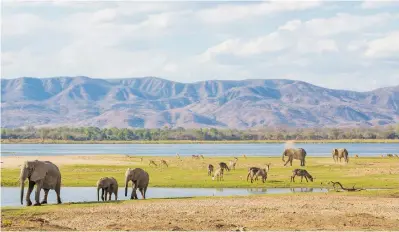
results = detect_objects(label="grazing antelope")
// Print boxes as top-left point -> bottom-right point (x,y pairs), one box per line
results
212,168 -> 224,181
354,154 -> 359,158
192,155 -> 200,159
208,164 -> 214,176
387,154 -> 394,158
219,162 -> 230,172
290,169 -> 314,183
253,169 -> 268,183
160,159 -> 169,167
229,157 -> 238,170
149,160 -> 157,167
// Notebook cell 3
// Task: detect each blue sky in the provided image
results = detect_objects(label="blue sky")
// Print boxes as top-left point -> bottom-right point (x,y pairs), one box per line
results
1,1 -> 399,91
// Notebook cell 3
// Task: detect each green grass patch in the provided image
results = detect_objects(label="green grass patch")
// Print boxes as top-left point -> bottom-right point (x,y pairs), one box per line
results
2,156 -> 398,189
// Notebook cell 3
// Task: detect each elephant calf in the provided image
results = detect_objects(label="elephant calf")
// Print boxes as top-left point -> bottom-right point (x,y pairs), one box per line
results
125,168 -> 149,200
97,177 -> 118,201
332,148 -> 349,163
282,148 -> 307,167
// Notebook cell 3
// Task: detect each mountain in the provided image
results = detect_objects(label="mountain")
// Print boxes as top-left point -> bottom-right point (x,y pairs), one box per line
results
1,76 -> 398,128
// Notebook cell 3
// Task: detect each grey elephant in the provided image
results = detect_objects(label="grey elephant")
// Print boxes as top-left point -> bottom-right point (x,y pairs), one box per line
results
332,148 -> 349,163
20,160 -> 62,206
125,168 -> 149,200
282,148 -> 307,166
97,177 -> 118,201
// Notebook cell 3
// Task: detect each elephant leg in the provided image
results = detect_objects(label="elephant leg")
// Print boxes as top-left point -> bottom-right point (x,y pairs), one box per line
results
290,159 -> 293,166
143,187 -> 147,199
108,192 -> 112,201
300,176 -> 303,182
41,189 -> 49,204
55,183 -> 62,204
26,181 -> 35,206
131,185 -> 137,199
139,188 -> 145,199
101,189 -> 105,201
33,180 -> 43,206
104,191 -> 108,201
284,159 -> 290,166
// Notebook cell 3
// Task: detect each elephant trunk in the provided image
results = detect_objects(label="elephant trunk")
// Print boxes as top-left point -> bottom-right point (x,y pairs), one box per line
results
97,186 -> 100,202
282,150 -> 286,162
20,168 -> 27,205
125,177 -> 129,197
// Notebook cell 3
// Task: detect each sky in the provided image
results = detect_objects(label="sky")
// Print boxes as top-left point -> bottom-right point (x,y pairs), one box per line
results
1,0 -> 399,91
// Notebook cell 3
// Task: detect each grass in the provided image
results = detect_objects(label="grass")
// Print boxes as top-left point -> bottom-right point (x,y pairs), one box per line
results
2,138 -> 399,144
2,156 -> 398,189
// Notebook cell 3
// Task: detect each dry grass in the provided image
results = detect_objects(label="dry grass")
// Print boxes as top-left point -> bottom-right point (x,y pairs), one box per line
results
2,194 -> 399,231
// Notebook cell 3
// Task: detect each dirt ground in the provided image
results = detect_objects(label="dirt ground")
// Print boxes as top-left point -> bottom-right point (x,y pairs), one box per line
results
2,194 -> 399,231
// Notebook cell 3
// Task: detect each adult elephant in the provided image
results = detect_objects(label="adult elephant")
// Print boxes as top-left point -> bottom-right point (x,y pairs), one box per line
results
332,148 -> 349,163
282,148 -> 307,166
20,160 -> 62,206
125,168 -> 149,200
97,177 -> 118,201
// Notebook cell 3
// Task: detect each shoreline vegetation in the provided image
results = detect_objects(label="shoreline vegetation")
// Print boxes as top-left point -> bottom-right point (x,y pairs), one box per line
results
2,138 -> 399,144
2,126 -> 399,144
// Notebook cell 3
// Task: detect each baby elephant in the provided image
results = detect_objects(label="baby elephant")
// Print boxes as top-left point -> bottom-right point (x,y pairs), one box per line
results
290,169 -> 314,183
97,177 -> 118,201
208,164 -> 214,176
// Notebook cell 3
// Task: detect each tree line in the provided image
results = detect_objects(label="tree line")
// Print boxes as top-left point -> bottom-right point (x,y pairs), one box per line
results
1,125 -> 399,141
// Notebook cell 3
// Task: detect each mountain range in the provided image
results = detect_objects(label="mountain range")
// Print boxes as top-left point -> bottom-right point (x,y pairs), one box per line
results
1,76 -> 398,128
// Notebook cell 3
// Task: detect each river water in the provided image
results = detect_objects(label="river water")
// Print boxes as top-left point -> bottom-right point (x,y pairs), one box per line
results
1,143 -> 398,157
1,187 -> 328,207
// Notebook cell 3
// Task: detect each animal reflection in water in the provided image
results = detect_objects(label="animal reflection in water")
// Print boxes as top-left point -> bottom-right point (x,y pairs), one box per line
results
247,188 -> 268,193
290,188 -> 314,193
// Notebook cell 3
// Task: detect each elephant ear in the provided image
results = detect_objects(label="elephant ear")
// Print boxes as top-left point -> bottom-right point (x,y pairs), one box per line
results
30,162 -> 47,182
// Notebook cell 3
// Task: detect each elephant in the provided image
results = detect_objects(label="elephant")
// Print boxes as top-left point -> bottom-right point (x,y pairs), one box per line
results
125,168 -> 149,200
97,177 -> 118,201
332,148 -> 349,163
20,160 -> 62,206
282,148 -> 307,166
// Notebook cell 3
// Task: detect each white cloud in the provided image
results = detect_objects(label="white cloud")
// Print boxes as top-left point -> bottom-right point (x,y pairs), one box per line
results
2,13 -> 47,36
364,31 -> 399,58
361,0 -> 399,9
197,1 -> 322,24
279,13 -> 395,36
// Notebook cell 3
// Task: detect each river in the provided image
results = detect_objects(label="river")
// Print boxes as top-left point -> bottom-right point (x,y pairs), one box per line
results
1,143 -> 398,157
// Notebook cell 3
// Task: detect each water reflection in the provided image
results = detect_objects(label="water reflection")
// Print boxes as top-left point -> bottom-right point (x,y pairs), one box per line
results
1,187 -> 329,207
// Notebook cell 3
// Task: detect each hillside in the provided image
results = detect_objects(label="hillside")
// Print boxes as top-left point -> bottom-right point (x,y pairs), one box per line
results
1,76 -> 398,128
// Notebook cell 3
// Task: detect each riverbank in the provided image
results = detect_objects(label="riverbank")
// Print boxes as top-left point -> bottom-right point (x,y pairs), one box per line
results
2,155 -> 398,188
2,192 -> 399,231
2,138 -> 399,144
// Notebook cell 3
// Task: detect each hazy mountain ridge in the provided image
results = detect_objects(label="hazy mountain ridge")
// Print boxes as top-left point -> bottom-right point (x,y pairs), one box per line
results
1,76 -> 398,128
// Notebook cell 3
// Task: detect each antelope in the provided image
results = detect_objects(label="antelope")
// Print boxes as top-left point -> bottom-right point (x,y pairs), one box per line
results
290,169 -> 314,182
212,168 -> 224,181
160,159 -> 168,167
208,164 -> 214,176
176,153 -> 181,159
229,157 -> 238,170
354,154 -> 359,158
200,155 -> 205,159
140,157 -> 143,163
253,169 -> 267,183
242,154 -> 247,159
219,162 -> 230,172
149,160 -> 157,167
192,155 -> 200,159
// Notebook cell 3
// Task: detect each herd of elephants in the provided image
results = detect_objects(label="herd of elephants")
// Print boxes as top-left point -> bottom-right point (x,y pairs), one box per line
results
19,147 -> 351,206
